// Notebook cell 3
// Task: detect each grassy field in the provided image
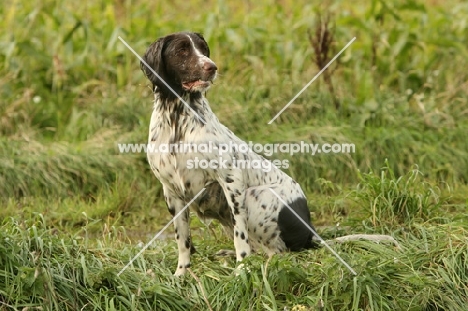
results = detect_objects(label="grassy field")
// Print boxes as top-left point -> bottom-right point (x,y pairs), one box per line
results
1,0 -> 468,310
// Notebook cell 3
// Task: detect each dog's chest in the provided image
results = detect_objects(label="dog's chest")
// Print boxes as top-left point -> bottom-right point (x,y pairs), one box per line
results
149,151 -> 205,195
149,139 -> 202,194
147,104 -> 218,197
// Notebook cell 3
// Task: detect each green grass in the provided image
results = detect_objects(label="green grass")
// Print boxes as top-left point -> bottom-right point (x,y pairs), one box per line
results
1,0 -> 468,309
1,195 -> 467,310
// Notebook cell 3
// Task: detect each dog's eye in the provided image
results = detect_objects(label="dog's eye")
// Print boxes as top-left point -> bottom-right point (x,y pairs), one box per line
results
176,48 -> 188,56
176,43 -> 190,56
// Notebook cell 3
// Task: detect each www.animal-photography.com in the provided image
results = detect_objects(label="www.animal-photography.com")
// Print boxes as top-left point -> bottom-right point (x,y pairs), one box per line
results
1,1 -> 467,310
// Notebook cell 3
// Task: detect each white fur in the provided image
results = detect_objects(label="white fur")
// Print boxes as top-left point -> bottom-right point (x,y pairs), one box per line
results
186,34 -> 215,69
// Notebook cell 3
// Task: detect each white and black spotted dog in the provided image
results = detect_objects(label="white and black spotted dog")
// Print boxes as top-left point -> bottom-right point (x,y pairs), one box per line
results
141,32 -> 319,276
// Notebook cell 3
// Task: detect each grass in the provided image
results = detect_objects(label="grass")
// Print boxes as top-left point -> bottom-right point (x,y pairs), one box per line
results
1,0 -> 468,309
1,190 -> 467,310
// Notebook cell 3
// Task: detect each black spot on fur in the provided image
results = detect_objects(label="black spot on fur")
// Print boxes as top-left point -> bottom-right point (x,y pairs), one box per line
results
240,232 -> 245,240
225,176 -> 234,183
240,251 -> 247,259
168,206 -> 175,216
235,231 -> 239,237
261,204 -> 266,209
277,197 -> 319,251
185,238 -> 191,249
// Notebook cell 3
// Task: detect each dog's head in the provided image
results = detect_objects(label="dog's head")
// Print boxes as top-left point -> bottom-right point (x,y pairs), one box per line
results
141,32 -> 217,99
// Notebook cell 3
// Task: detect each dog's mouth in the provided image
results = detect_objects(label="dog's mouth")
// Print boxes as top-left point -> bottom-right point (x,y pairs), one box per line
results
182,79 -> 212,91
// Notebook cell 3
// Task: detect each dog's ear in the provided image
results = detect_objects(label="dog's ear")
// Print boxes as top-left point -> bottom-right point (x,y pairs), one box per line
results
194,32 -> 210,57
140,36 -> 167,89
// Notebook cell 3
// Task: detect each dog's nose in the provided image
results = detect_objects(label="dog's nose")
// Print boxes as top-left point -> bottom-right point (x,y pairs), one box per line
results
203,61 -> 217,73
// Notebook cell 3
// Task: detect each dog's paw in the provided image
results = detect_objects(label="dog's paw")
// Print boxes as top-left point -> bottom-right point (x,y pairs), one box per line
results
174,264 -> 190,276
234,262 -> 251,276
174,267 -> 187,276
215,249 -> 236,257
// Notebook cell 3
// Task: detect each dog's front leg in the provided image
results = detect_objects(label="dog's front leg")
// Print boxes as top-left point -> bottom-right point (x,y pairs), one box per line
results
163,187 -> 193,276
219,176 -> 251,262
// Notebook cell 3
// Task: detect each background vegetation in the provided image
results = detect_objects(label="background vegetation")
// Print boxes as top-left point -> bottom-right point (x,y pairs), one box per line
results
0,0 -> 467,310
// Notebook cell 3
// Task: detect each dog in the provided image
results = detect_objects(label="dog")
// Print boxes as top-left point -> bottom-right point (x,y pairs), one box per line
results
141,32 -> 318,276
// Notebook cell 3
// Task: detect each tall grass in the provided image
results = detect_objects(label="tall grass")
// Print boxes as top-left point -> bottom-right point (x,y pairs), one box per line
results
1,0 -> 467,199
351,161 -> 445,229
1,207 -> 467,310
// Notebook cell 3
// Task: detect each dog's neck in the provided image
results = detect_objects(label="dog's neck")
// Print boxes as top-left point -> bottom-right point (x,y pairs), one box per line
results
149,90 -> 218,144
150,89 -> 217,129
153,84 -> 203,102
